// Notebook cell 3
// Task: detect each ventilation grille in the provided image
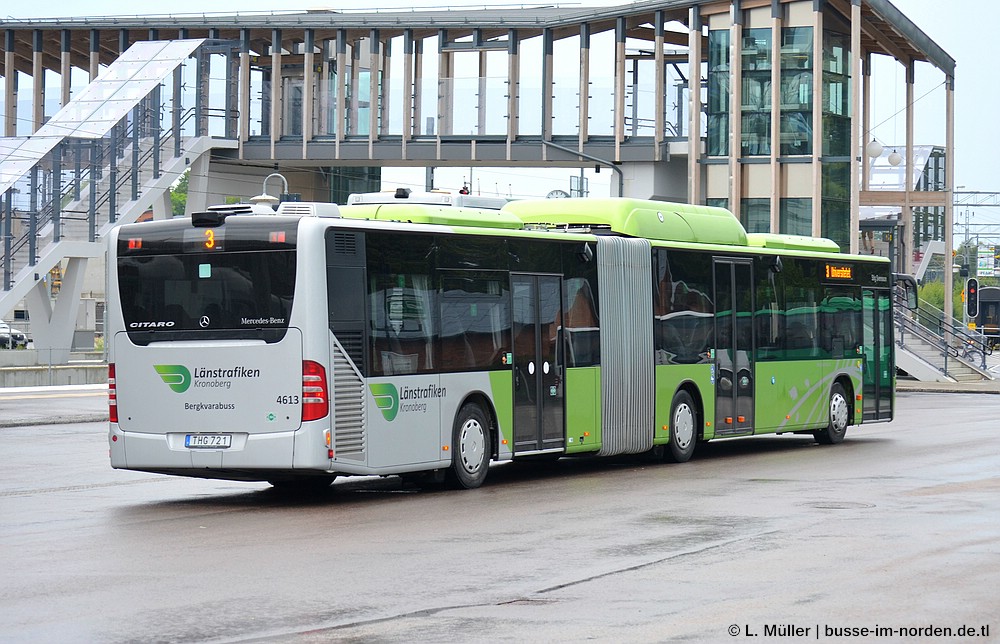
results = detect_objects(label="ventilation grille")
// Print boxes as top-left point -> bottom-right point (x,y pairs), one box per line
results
331,232 -> 358,256
332,341 -> 366,460
276,202 -> 342,218
336,330 -> 365,369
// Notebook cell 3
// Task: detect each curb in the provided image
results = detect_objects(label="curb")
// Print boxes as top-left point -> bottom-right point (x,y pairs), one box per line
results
896,383 -> 1000,395
0,414 -> 109,429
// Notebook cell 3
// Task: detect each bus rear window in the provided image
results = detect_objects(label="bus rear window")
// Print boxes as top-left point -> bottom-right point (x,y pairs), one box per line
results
117,250 -> 296,344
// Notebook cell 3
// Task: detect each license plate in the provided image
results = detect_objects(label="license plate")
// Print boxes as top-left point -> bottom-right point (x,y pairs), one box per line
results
185,434 -> 232,449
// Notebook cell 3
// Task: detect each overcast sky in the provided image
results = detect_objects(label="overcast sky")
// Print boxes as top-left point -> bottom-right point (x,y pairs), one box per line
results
3,0 -> 994,206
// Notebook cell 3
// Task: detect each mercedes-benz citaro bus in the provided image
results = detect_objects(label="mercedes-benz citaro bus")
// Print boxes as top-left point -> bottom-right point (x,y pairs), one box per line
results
107,191 -> 916,491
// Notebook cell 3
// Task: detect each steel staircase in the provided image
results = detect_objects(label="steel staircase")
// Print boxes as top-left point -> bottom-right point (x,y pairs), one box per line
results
0,39 -> 238,362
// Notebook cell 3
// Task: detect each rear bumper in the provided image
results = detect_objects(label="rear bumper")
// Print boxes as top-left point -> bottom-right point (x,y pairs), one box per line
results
109,424 -> 311,472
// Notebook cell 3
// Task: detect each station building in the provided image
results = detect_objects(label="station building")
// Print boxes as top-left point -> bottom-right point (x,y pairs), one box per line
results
0,0 -> 955,356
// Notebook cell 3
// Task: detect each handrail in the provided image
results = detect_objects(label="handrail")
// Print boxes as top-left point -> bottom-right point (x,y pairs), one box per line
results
3,105 -> 212,276
894,290 -> 991,373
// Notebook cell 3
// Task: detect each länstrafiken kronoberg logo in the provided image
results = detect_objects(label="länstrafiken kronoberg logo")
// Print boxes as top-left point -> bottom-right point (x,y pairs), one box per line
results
369,383 -> 399,421
154,364 -> 192,393
369,382 -> 447,420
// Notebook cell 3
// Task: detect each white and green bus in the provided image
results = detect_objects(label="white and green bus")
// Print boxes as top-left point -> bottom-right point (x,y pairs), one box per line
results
107,196 -> 912,489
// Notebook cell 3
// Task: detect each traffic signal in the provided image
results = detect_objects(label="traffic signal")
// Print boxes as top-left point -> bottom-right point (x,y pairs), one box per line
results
967,278 -> 979,318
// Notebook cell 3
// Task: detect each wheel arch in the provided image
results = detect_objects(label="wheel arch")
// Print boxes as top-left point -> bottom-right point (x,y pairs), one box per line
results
674,379 -> 705,442
456,391 -> 499,460
833,373 -> 856,426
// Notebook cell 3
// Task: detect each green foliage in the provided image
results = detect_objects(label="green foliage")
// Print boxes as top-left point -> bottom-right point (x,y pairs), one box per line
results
918,281 -> 945,311
170,170 -> 190,218
920,276 -> 999,319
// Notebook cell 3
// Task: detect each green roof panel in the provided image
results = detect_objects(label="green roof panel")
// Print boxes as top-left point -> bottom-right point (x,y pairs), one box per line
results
502,198 -> 748,246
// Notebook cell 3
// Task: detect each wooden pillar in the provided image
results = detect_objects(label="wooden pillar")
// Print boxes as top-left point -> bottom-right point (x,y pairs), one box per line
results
33,30 -> 45,132
303,28 -> 315,159
381,38 -> 392,139
368,29 -> 380,158
60,30 -> 72,109
478,44 -> 487,137
402,30 -> 414,159
270,28 -> 282,159
849,0 -> 862,254
902,59 -> 915,274
770,0 -> 781,232
239,28 -> 251,159
862,53 -> 872,191
335,30 -> 347,157
579,23 -> 591,152
811,5 -> 823,238
654,11 -> 665,162
542,27 -> 553,148
89,29 -> 100,81
730,4 -> 743,219
614,17 -> 626,162
3,30 -> 16,137
413,35 -> 423,137
943,74 -> 955,325
437,29 -> 452,146
506,29 -> 519,161
688,9 -> 702,204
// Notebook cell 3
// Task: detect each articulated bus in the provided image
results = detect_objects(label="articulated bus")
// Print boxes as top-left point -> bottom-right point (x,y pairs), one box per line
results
107,196 -> 913,490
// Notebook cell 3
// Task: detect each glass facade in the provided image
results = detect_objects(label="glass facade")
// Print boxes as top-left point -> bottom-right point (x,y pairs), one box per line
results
707,198 -> 729,211
330,166 -> 381,205
914,148 -> 946,254
740,198 -> 771,233
780,27 -> 813,156
707,29 -> 731,156
822,162 -> 850,251
822,30 -> 851,157
741,28 -> 772,157
780,197 -> 812,236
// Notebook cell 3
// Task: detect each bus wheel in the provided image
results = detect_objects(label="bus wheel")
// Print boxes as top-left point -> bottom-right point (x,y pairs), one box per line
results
448,403 -> 491,489
667,390 -> 697,463
815,383 -> 849,445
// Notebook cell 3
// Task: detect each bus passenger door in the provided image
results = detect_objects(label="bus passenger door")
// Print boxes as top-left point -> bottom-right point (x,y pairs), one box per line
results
862,289 -> 893,421
511,274 -> 565,454
714,259 -> 754,436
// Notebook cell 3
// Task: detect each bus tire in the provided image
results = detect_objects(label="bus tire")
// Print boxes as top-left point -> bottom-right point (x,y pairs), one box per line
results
448,402 -> 491,489
815,382 -> 849,445
667,390 -> 697,463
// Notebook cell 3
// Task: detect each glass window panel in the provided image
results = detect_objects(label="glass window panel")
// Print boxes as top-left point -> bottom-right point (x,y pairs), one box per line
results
654,249 -> 714,365
708,29 -> 731,156
822,30 -> 851,156
780,26 -> 813,156
822,162 -> 850,251
741,28 -> 772,156
740,198 -> 771,233
780,197 -> 812,236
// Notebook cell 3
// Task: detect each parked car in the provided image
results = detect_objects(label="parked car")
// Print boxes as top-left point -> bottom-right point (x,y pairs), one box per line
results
0,321 -> 28,349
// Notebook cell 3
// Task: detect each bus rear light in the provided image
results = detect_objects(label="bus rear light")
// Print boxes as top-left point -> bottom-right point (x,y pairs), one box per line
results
108,364 -> 118,424
302,360 -> 329,422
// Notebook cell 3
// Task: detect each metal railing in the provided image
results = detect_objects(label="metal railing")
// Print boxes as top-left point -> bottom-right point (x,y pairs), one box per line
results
894,291 -> 992,375
2,103 -> 206,291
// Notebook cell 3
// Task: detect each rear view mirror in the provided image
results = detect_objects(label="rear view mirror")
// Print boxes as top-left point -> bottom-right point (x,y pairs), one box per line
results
893,273 -> 919,310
